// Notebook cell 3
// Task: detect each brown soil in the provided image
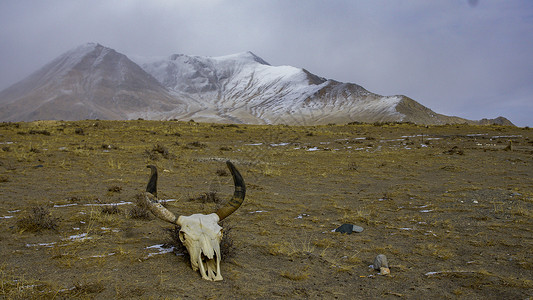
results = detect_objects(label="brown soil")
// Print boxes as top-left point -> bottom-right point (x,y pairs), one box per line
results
0,120 -> 532,299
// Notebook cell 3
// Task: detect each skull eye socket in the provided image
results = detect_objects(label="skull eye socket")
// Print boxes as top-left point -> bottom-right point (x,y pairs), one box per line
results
179,231 -> 186,242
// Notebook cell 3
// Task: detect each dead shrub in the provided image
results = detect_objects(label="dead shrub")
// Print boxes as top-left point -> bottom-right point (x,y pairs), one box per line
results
187,141 -> 207,148
166,132 -> 181,137
17,206 -> 59,232
107,185 -> 122,193
69,281 -> 105,296
144,149 -> 159,160
153,144 -> 169,158
128,206 -> 150,219
145,144 -> 170,160
219,222 -> 235,259
163,225 -> 188,255
101,205 -> 121,215
29,145 -> 40,153
347,162 -> 358,171
188,191 -> 222,204
216,168 -> 229,176
444,146 -> 464,155
128,194 -> 151,219
28,129 -> 51,135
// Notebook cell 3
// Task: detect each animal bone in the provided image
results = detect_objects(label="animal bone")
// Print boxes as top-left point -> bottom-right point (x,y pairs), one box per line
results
142,161 -> 246,281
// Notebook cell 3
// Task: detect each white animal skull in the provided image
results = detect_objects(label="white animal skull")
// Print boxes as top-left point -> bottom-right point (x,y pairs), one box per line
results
142,161 -> 245,281
177,213 -> 223,280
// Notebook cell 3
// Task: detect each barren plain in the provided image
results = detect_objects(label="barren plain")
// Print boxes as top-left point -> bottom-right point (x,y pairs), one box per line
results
0,120 -> 532,299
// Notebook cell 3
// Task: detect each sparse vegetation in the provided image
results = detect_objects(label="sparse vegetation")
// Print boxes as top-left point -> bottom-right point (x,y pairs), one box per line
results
219,223 -> 236,259
107,185 -> 122,193
188,191 -> 222,204
152,144 -> 169,158
216,168 -> 229,176
145,143 -> 171,160
128,205 -> 150,219
101,204 -> 121,215
187,141 -> 207,148
16,206 -> 59,232
27,129 -> 51,135
128,194 -> 151,219
0,120 -> 531,298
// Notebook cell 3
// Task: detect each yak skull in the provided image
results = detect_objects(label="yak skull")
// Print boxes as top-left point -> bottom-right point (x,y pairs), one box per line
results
177,213 -> 223,281
143,161 -> 245,281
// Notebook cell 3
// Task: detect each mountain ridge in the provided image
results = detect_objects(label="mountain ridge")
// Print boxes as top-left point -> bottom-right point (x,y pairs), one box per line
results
0,43 -> 514,126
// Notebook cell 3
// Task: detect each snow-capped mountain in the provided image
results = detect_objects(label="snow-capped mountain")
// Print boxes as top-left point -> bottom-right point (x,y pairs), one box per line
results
133,51 -> 510,125
0,43 -> 512,125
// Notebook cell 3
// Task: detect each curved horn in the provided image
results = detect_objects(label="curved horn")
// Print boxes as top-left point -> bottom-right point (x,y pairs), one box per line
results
143,165 -> 178,224
216,161 -> 246,221
146,165 -> 158,197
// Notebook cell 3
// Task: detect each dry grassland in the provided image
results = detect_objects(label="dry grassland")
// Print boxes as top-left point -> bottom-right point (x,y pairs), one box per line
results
0,120 -> 532,299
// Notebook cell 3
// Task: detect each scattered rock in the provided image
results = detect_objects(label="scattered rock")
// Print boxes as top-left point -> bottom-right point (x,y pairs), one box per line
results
503,140 -> 513,151
444,146 -> 464,155
373,254 -> 390,275
335,223 -> 364,234
352,225 -> 364,233
373,254 -> 388,269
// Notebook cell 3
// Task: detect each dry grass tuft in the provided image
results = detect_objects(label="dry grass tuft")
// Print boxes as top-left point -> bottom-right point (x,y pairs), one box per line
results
107,185 -> 122,193
69,281 -> 105,296
281,269 -> 310,281
152,144 -> 169,158
101,205 -> 121,215
16,206 -> 59,232
74,127 -> 84,135
129,205 -> 150,220
187,141 -> 207,148
27,129 -> 51,136
216,168 -> 230,176
443,146 -> 464,155
145,144 -> 171,160
415,243 -> 455,260
188,191 -> 223,204
269,236 -> 316,257
220,223 -> 236,259
128,194 -> 151,219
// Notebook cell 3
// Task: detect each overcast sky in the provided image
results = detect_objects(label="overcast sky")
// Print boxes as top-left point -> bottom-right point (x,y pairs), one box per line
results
1,0 -> 532,126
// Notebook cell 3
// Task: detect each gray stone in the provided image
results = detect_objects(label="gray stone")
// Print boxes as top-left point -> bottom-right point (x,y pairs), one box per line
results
352,225 -> 364,233
373,254 -> 389,269
335,223 -> 364,234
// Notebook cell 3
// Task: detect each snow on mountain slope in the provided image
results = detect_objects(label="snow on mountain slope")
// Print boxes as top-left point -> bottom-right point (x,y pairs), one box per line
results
133,51 -> 326,100
132,51 -> 408,124
0,43 -> 513,125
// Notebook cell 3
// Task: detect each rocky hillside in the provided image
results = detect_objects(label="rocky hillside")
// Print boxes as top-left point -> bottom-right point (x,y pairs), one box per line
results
0,43 -> 513,125
0,44 -> 186,121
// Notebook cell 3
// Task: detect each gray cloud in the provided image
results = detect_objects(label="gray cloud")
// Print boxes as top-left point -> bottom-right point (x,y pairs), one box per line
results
1,0 -> 531,126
